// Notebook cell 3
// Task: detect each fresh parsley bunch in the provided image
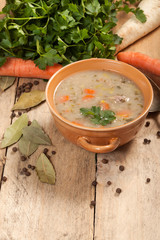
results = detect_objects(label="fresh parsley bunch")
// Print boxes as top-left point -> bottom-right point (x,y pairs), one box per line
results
80,106 -> 116,125
0,0 -> 146,69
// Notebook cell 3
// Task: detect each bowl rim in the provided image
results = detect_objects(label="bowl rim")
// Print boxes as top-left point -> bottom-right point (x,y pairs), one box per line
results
46,58 -> 153,132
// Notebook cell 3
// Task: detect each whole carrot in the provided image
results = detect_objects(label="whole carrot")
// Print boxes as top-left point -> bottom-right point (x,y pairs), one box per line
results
0,58 -> 62,79
117,52 -> 160,76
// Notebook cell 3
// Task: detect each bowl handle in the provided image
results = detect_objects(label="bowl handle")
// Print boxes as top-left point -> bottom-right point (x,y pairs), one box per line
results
77,136 -> 120,153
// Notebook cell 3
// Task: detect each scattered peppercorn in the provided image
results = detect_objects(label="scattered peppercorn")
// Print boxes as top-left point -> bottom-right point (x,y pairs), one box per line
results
22,167 -> 28,172
145,121 -> 150,127
27,82 -> 33,88
119,165 -> 125,171
90,200 -> 96,207
18,111 -> 22,116
107,181 -> 112,186
101,158 -> 109,164
2,176 -> 7,182
34,80 -> 39,85
28,164 -> 32,169
146,178 -> 151,183
51,150 -> 56,155
157,131 -> 160,138
28,121 -> 32,126
116,188 -> 122,194
143,138 -> 151,144
21,156 -> 27,161
43,148 -> 49,154
92,180 -> 97,186
31,166 -> 35,170
25,171 -> 31,176
12,147 -> 18,152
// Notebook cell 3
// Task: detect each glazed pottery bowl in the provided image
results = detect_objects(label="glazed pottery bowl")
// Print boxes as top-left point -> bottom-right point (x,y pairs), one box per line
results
46,58 -> 153,153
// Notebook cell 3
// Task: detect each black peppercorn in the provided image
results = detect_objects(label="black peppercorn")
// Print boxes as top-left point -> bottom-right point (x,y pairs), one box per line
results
43,148 -> 49,154
107,181 -> 112,186
51,151 -> 56,155
28,121 -> 32,126
21,156 -> 27,161
143,138 -> 151,144
34,80 -> 39,85
25,171 -> 31,176
119,165 -> 125,171
101,158 -> 109,164
90,200 -> 96,207
146,178 -> 151,183
2,176 -> 7,182
92,180 -> 97,186
31,166 -> 35,170
145,121 -> 150,127
116,188 -> 122,194
12,147 -> 18,152
157,131 -> 160,138
22,167 -> 28,172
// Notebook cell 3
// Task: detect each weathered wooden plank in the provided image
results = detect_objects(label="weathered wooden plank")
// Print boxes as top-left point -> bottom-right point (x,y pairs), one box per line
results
95,27 -> 160,240
0,78 -> 95,240
0,78 -> 17,183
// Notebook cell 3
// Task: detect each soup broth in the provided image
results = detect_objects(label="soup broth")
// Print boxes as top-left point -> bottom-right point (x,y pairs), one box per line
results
54,70 -> 144,128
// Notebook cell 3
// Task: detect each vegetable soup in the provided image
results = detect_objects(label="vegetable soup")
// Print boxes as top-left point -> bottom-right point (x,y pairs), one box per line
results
54,70 -> 144,128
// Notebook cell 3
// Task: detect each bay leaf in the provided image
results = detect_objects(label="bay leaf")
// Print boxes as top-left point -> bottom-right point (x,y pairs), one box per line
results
0,76 -> 15,91
0,113 -> 28,148
12,90 -> 45,110
22,126 -> 52,145
36,153 -> 56,185
18,136 -> 38,157
30,119 -> 41,129
18,120 -> 42,157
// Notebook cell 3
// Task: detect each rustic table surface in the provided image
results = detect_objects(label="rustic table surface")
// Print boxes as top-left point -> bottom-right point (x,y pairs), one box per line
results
0,1 -> 160,240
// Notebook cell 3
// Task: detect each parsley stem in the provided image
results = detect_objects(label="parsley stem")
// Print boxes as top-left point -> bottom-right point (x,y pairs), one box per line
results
0,46 -> 15,56
8,16 -> 47,21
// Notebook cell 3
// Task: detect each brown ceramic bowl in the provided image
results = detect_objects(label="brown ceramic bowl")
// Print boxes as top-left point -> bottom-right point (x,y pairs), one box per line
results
46,58 -> 153,153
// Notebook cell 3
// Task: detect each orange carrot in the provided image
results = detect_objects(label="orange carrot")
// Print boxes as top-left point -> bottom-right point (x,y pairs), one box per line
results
60,95 -> 70,103
0,57 -> 62,79
116,110 -> 131,118
82,95 -> 95,100
100,100 -> 110,110
117,52 -> 160,76
84,88 -> 95,94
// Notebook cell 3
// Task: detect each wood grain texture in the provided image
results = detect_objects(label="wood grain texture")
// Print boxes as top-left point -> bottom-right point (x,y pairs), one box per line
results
0,78 -> 95,240
95,27 -> 160,240
0,78 -> 17,184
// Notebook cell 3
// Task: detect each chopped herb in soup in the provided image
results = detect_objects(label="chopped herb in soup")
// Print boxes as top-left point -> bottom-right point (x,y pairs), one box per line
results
54,70 -> 144,128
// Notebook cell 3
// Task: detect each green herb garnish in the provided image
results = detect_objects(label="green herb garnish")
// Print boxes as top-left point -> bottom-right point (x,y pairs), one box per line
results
80,106 -> 116,126
0,0 -> 146,69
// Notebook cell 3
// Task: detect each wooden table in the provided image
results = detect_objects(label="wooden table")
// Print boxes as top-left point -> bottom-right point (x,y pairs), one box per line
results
0,2 -> 160,240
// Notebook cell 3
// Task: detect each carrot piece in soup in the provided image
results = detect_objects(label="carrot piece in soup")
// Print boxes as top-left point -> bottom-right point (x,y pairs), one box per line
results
116,110 -> 131,118
60,95 -> 70,103
100,100 -> 110,110
84,88 -> 95,94
82,95 -> 95,100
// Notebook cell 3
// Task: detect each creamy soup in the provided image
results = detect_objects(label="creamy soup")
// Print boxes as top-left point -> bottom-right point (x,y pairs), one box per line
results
54,70 -> 144,128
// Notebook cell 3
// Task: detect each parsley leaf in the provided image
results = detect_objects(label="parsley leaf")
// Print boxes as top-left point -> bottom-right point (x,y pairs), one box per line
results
80,106 -> 116,126
0,0 -> 146,69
